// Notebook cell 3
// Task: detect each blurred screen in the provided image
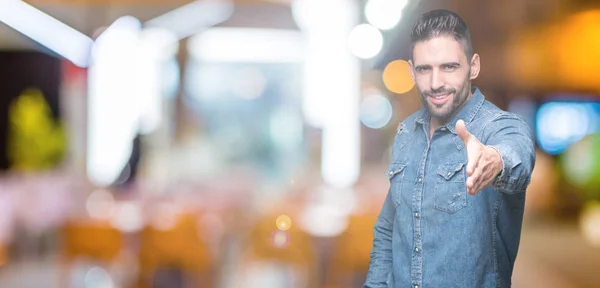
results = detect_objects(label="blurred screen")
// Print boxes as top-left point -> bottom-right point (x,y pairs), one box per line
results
536,99 -> 600,155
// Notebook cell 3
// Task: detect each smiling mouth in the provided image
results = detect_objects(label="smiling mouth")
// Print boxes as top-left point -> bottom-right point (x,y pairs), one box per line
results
429,93 -> 451,99
427,92 -> 453,105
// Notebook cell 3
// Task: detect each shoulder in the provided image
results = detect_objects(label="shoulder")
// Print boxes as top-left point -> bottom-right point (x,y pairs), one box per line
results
478,100 -> 533,141
478,100 -> 527,124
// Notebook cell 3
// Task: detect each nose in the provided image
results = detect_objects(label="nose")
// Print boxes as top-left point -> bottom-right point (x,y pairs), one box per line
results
430,69 -> 444,91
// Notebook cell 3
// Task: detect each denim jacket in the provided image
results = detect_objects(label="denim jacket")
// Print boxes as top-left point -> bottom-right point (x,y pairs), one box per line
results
364,87 -> 536,288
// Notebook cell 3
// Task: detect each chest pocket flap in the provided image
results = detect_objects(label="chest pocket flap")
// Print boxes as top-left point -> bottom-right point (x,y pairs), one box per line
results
437,162 -> 465,181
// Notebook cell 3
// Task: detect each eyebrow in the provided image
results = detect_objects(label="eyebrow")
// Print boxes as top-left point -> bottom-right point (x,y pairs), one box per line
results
414,62 -> 461,70
441,62 -> 461,67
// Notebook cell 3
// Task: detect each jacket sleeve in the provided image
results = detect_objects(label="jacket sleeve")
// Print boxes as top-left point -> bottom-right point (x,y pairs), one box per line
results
363,190 -> 395,287
484,112 -> 536,194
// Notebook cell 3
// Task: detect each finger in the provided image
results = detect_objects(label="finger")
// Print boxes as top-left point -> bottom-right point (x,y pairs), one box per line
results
469,186 -> 481,195
468,180 -> 481,195
466,150 -> 481,176
467,166 -> 482,189
472,179 -> 486,195
470,166 -> 496,195
455,119 -> 471,144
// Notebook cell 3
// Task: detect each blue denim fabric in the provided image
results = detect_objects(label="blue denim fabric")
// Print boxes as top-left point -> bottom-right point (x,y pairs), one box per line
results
364,87 -> 536,288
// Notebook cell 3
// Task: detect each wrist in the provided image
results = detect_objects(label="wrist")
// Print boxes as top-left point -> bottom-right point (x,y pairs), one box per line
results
487,145 -> 503,177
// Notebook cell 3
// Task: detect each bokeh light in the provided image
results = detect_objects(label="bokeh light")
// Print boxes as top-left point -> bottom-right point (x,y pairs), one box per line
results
360,93 -> 393,129
276,215 -> 292,231
298,197 -> 349,238
150,202 -> 179,231
562,134 -> 600,198
86,189 -> 115,220
109,201 -> 143,233
382,59 -> 414,94
84,266 -> 114,288
580,202 -> 600,248
347,24 -> 383,59
271,229 -> 290,248
364,0 -> 407,30
537,102 -> 600,155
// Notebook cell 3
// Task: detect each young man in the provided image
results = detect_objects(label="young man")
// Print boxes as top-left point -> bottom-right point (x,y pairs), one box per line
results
364,9 -> 536,288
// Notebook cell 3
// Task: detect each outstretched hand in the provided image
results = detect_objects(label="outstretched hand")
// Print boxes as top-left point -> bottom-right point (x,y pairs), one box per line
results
455,119 -> 503,195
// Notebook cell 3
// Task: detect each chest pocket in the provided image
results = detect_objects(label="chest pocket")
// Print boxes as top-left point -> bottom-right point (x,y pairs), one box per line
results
434,162 -> 467,213
387,163 -> 407,208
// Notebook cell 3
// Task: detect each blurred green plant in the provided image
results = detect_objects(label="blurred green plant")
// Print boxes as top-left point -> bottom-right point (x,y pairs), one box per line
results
7,88 -> 66,171
560,133 -> 600,202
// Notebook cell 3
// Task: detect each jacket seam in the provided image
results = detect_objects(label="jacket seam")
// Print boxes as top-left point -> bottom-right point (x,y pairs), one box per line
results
492,194 -> 502,288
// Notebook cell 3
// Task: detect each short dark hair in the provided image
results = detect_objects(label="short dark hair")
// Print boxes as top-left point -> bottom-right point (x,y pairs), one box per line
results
410,9 -> 473,61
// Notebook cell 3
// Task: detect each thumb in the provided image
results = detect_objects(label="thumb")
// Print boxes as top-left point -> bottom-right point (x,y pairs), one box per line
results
455,119 -> 471,143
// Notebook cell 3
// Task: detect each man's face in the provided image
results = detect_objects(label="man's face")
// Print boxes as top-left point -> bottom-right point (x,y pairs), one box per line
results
409,35 -> 479,123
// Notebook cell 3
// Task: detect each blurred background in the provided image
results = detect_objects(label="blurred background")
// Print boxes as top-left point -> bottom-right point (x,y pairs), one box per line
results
0,0 -> 599,287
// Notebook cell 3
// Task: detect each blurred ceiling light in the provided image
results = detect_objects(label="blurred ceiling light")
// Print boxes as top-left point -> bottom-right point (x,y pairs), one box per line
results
87,16 -> 142,187
138,27 -> 179,60
365,0 -> 407,30
136,28 -> 178,135
145,0 -> 234,40
292,0 -> 357,129
0,0 -> 93,67
94,15 -> 142,48
348,24 -> 383,59
292,0 -> 361,189
188,28 -> 305,63
382,59 -> 414,94
291,0 -> 355,32
360,93 -> 393,129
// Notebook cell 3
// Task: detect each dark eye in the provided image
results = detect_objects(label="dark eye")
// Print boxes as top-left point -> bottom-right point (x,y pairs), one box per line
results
416,67 -> 430,73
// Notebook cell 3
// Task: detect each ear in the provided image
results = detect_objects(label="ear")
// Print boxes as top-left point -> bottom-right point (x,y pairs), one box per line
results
469,53 -> 480,80
408,59 -> 416,83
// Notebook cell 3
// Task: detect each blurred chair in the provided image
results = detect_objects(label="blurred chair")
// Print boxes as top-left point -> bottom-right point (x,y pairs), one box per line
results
60,221 -> 124,287
325,213 -> 378,288
236,212 -> 319,288
137,212 -> 213,288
